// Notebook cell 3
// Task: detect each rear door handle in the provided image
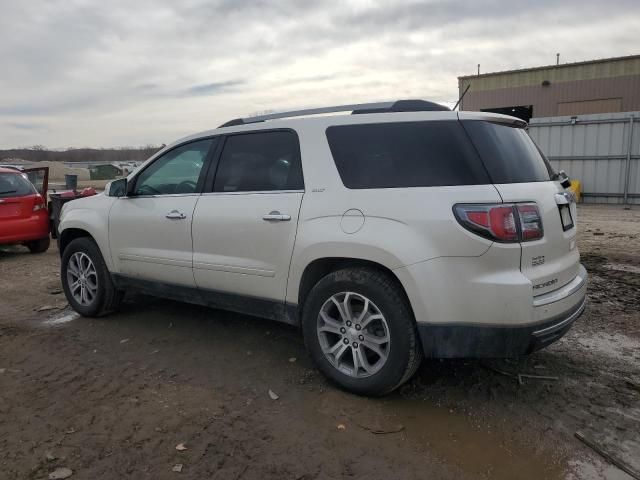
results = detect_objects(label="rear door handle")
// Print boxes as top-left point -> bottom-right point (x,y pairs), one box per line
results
263,211 -> 291,222
166,210 -> 187,220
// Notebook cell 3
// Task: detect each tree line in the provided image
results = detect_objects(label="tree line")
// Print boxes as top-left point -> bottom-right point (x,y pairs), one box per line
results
0,145 -> 164,163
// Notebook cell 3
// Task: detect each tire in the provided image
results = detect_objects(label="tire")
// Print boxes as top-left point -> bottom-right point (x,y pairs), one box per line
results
302,267 -> 423,396
26,236 -> 50,253
61,237 -> 123,317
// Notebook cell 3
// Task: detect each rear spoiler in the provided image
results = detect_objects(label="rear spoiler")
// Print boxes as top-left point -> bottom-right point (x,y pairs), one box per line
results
456,111 -> 527,129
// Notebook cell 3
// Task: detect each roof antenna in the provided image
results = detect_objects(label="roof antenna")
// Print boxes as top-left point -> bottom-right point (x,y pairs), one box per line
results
453,84 -> 470,111
477,64 -> 480,75
556,53 -> 560,65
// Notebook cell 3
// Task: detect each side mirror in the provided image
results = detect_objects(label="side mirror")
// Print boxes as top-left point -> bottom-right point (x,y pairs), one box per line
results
108,178 -> 128,197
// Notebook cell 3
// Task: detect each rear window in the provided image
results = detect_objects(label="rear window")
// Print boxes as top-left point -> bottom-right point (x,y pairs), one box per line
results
0,172 -> 36,198
326,121 -> 490,189
461,121 -> 552,183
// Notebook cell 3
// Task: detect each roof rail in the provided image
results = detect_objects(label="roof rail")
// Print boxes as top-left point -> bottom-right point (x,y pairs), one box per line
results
219,99 -> 449,127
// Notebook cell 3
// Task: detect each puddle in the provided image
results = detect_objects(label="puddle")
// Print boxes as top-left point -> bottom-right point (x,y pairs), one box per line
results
308,391 -> 567,479
383,399 -> 566,479
576,332 -> 640,360
42,310 -> 81,326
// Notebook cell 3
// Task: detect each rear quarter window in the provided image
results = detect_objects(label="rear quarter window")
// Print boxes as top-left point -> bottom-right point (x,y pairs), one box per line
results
461,121 -> 552,183
326,121 -> 490,189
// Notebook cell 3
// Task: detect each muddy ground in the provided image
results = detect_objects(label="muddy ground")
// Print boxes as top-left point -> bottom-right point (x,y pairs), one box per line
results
1,204 -> 638,480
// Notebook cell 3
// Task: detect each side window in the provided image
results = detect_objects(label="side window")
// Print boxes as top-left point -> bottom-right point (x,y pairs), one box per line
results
213,131 -> 303,192
326,121 -> 490,189
134,138 -> 215,195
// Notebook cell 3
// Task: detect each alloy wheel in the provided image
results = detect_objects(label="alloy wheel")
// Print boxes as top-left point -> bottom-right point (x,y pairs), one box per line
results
317,292 -> 390,378
67,252 -> 98,306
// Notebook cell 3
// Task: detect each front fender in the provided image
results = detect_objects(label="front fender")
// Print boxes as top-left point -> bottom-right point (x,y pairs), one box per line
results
58,195 -> 115,271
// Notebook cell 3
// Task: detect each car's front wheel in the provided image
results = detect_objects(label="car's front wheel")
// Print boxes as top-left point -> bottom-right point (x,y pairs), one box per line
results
302,267 -> 423,396
61,237 -> 123,317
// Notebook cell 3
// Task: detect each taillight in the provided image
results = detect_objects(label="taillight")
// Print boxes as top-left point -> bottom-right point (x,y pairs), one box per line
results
454,203 -> 543,242
33,196 -> 46,212
516,204 -> 544,240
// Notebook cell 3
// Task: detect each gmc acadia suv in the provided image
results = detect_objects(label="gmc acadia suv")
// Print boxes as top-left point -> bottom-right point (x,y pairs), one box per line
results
57,100 -> 587,396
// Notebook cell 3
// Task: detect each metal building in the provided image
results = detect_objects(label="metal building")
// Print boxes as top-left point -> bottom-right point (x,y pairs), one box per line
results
458,55 -> 640,121
528,111 -> 639,205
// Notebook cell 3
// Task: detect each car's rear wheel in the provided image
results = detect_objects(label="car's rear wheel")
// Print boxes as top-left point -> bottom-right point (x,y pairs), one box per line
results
61,237 -> 123,317
26,237 -> 50,253
302,267 -> 422,396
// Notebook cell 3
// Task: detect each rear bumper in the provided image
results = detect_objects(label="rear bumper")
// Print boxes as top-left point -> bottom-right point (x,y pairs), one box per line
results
417,296 -> 585,358
407,261 -> 588,358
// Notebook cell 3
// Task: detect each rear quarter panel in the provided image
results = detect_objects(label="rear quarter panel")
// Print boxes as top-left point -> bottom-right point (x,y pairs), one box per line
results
286,121 -> 504,305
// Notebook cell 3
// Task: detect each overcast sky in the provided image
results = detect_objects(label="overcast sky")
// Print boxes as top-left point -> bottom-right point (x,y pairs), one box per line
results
1,0 -> 638,149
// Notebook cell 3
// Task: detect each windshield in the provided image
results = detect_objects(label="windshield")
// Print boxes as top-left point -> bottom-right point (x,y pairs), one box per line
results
0,172 -> 37,198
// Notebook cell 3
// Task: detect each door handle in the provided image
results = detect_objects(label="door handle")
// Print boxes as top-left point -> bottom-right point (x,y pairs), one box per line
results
262,211 -> 291,222
166,210 -> 187,220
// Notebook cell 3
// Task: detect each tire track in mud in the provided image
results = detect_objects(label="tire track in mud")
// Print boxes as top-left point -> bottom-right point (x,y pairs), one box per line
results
581,253 -> 640,314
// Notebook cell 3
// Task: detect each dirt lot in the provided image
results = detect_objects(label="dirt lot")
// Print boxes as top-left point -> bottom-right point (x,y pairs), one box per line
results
1,204 -> 639,480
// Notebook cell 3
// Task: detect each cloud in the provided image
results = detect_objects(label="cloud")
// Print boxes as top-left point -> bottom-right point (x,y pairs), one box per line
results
0,0 -> 638,147
8,122 -> 47,131
185,80 -> 245,96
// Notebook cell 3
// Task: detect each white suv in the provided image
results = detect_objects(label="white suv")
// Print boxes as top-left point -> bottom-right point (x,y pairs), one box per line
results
58,100 -> 587,396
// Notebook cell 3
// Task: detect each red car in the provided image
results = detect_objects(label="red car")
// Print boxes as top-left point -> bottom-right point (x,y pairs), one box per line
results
0,166 -> 50,253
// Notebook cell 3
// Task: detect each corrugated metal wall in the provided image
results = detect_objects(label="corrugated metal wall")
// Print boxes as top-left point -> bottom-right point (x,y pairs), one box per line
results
528,111 -> 640,204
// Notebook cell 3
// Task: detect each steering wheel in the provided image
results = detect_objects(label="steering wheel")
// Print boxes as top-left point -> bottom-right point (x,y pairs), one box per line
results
175,180 -> 197,193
